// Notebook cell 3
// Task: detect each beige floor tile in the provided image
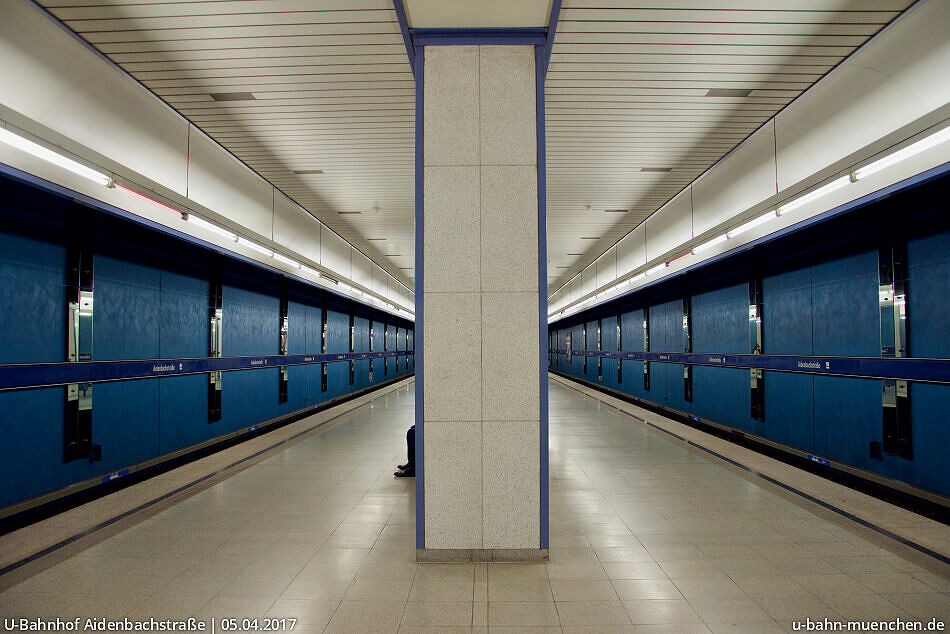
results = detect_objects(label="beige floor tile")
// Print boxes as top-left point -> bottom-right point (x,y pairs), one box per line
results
593,547 -> 654,563
325,600 -> 405,633
611,579 -> 683,601
671,575 -> 746,600
401,601 -> 473,627
546,563 -> 608,581
658,560 -> 723,579
688,597 -> 773,624
601,562 -> 667,580
754,595 -> 841,621
264,598 -> 340,630
473,601 -> 487,626
195,595 -> 277,620
629,625 -> 710,634
281,575 -> 353,601
879,592 -> 950,621
791,574 -> 876,597
488,577 -> 554,602
555,600 -> 631,626
488,601 -> 560,626
622,599 -> 703,625
704,620 -> 785,633
409,576 -> 475,602
853,572 -> 937,594
550,579 -> 618,601
820,593 -> 913,620
549,548 -> 600,563
727,574 -> 811,599
124,590 -> 213,619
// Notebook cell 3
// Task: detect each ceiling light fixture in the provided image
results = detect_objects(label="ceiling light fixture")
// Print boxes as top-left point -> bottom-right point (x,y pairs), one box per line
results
210,92 -> 256,101
727,210 -> 778,238
0,127 -> 112,186
293,169 -> 324,175
705,88 -> 752,97
639,167 -> 672,173
646,263 -> 668,276
854,126 -> 950,180
604,209 -> 629,213
692,234 -> 728,254
185,214 -> 237,242
273,253 -> 300,269
237,237 -> 273,257
778,175 -> 851,215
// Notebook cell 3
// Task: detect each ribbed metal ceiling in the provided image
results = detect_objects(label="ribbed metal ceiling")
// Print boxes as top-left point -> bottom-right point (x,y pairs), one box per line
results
35,0 -> 914,293
545,0 -> 914,292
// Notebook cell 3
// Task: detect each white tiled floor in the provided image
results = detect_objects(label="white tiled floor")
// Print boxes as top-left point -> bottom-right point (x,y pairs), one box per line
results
1,378 -> 948,633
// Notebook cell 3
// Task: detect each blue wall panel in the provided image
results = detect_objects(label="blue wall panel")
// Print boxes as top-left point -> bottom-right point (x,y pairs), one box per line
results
810,250 -> 879,358
159,270 -> 208,359
158,374 -> 208,454
0,232 -> 65,364
95,256 -> 161,361
0,387 -> 65,507
326,309 -> 349,400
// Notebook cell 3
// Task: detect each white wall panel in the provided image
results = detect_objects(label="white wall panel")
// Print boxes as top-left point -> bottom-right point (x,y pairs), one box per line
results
645,187 -> 693,262
351,249 -> 373,289
0,1 -> 188,195
775,0 -> 950,191
692,121 -> 777,237
567,278 -> 579,305
579,266 -> 594,296
615,224 -> 646,277
595,248 -> 617,288
273,191 -> 321,265
187,127 -> 274,238
372,264 -> 389,297
320,226 -> 351,280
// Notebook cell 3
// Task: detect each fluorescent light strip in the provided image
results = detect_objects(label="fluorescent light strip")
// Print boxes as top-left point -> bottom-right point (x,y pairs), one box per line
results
273,253 -> 300,269
300,265 -> 320,278
854,126 -> 950,180
692,234 -> 728,254
0,127 -> 112,187
778,175 -> 851,215
646,263 -> 667,276
727,210 -> 777,238
237,237 -> 273,257
186,215 -> 236,241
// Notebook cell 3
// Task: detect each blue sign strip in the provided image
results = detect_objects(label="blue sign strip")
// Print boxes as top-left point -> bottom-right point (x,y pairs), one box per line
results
0,351 -> 413,391
552,350 -> 950,384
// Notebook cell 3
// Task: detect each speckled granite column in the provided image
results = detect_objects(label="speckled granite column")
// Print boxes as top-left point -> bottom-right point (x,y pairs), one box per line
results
420,45 -> 543,560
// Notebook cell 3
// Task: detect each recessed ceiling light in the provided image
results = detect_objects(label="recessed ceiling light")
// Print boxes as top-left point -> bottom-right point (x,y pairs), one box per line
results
567,253 -> 584,256
556,266 -> 571,268
293,169 -> 324,175
210,92 -> 256,101
604,209 -> 629,213
398,267 -> 412,270
580,236 -> 600,240
385,254 -> 403,257
338,211 -> 361,215
705,88 -> 752,98
367,237 -> 386,241
640,167 -> 671,173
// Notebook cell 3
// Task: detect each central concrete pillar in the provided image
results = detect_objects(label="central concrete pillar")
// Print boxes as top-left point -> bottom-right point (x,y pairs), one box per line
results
416,44 -> 546,561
